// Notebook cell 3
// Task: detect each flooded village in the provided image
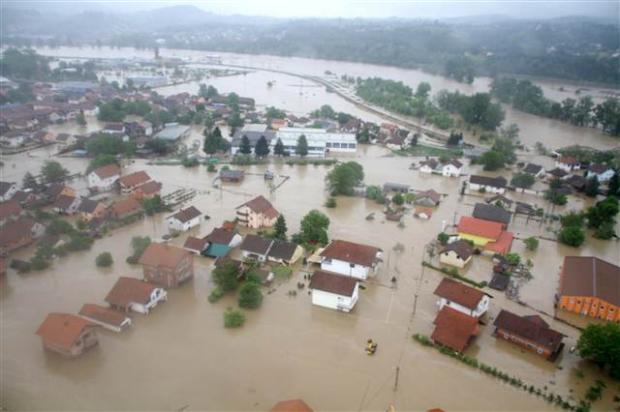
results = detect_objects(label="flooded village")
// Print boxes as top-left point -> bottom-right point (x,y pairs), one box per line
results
1,36 -> 620,412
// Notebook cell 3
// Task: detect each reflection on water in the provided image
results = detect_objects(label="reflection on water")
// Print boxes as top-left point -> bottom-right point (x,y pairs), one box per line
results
2,146 -> 618,410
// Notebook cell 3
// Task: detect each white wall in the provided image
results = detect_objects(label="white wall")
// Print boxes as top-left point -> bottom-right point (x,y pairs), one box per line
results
311,285 -> 359,312
129,289 -> 167,314
320,258 -> 371,280
88,173 -> 118,191
437,295 -> 489,318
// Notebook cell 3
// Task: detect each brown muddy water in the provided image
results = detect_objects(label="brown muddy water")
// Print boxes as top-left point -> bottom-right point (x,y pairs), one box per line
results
2,145 -> 619,411
34,46 -> 620,151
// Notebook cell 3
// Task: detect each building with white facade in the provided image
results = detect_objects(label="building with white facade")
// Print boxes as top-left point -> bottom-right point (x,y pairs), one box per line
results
274,127 -> 357,157
88,164 -> 121,192
309,270 -> 359,312
319,239 -> 382,280
167,206 -> 202,232
434,278 -> 490,318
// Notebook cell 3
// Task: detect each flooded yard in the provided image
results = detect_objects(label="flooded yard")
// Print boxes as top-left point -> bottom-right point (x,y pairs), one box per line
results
2,145 -> 619,410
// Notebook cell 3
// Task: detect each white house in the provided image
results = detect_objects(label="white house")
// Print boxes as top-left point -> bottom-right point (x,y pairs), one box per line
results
88,164 -> 121,192
555,156 -> 581,172
167,206 -> 202,232
441,160 -> 463,177
434,278 -> 490,318
586,164 -> 615,183
0,181 -> 18,202
439,239 -> 474,269
468,175 -> 507,194
319,239 -> 382,280
104,277 -> 168,315
419,159 -> 439,174
309,270 -> 359,312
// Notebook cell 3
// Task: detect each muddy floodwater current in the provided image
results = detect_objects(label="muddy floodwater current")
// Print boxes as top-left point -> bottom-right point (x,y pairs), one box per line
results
2,144 -> 620,411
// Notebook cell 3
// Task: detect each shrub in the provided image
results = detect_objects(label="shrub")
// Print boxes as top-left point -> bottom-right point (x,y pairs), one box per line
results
559,226 -> 586,247
66,232 -> 94,251
325,197 -> 337,208
213,261 -> 240,292
505,252 -> 521,266
207,164 -> 217,172
95,252 -> 113,267
223,308 -> 245,328
437,232 -> 450,245
238,281 -> 263,309
523,237 -> 539,251
273,265 -> 293,279
127,236 -> 151,264
182,157 -> 199,168
208,287 -> 225,303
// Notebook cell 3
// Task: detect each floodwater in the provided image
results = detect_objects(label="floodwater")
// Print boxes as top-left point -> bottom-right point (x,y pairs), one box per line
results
2,145 -> 620,411
34,46 -> 620,151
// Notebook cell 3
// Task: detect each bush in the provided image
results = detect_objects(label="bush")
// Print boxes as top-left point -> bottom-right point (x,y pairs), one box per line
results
238,281 -> 263,309
505,252 -> 521,266
559,226 -> 586,247
213,261 -> 240,292
46,219 -> 75,236
523,237 -> 539,251
95,252 -> 113,267
273,265 -> 293,279
392,193 -> 404,206
437,232 -> 450,245
182,157 -> 199,168
66,233 -> 94,251
207,164 -> 217,172
127,236 -> 151,264
593,221 -> 615,239
208,287 -> 225,303
561,212 -> 584,227
224,308 -> 245,328
511,173 -> 535,189
325,197 -> 337,208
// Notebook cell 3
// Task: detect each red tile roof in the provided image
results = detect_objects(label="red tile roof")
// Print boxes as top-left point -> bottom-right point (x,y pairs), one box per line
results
105,277 -> 160,307
92,164 -> 120,179
494,310 -> 563,352
119,171 -> 151,188
110,196 -> 141,217
320,239 -> 381,267
270,399 -> 313,412
183,236 -> 209,252
309,270 -> 357,296
236,195 -> 279,219
484,231 -> 514,255
79,304 -> 128,328
139,243 -> 190,269
36,313 -> 97,349
434,278 -> 485,310
457,216 -> 503,240
0,200 -> 22,220
431,306 -> 479,352
169,206 -> 201,223
206,227 -> 237,245
135,180 -> 162,195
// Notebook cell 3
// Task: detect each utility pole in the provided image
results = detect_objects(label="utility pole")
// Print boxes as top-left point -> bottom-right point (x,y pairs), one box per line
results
393,366 -> 400,391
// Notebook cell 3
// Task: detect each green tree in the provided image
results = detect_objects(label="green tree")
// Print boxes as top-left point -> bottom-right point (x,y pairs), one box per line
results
95,252 -> 113,267
326,161 -> 364,195
505,253 -> 521,266
227,111 -> 244,129
254,135 -> 270,157
273,215 -> 287,241
239,135 -> 252,155
127,236 -> 151,264
224,308 -> 245,328
212,261 -> 240,292
584,176 -> 600,198
41,160 -> 69,184
141,195 -> 165,216
392,193 -> 404,206
500,123 -> 520,140
87,154 -> 118,174
511,173 -> 535,189
561,212 -> 584,228
545,190 -> 568,206
437,232 -> 449,245
559,226 -> 585,247
296,210 -> 330,246
523,236 -> 539,251
295,134 -> 308,157
22,172 -> 38,191
76,111 -> 87,126
415,82 -> 431,99
238,281 -> 263,309
273,138 -> 285,156
203,126 -> 228,155
593,221 -> 616,240
577,322 -> 620,380
608,172 -> 619,197
480,150 -> 505,171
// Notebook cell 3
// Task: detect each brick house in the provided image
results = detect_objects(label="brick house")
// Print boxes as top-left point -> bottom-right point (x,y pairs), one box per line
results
139,243 -> 194,288
36,313 -> 99,358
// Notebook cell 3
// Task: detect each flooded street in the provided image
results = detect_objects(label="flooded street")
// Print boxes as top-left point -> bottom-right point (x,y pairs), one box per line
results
34,46 -> 620,151
2,143 -> 619,410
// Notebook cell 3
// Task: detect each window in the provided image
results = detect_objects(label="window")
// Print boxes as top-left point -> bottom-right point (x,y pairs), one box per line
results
349,263 -> 355,268
326,142 -> 332,148
348,143 -> 356,149
333,143 -> 341,148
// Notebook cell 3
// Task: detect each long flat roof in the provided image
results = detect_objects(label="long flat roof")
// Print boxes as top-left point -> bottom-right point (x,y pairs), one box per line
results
276,127 -> 356,144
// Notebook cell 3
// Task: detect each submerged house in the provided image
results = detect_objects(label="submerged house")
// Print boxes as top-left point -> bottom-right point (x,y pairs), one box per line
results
167,206 -> 202,232
414,189 -> 441,207
434,278 -> 490,318
557,256 -> 620,322
309,270 -> 359,313
468,175 -> 507,194
457,216 -> 513,255
270,399 -> 313,412
183,236 -> 210,255
319,239 -> 382,280
439,239 -> 474,268
203,227 -> 243,257
36,313 -> 99,358
493,310 -> 564,361
431,306 -> 479,353
472,203 -> 511,228
79,304 -> 132,333
239,234 -> 273,262
139,243 -> 194,288
105,277 -> 168,314
119,171 -> 151,194
88,164 -> 120,192
267,240 -> 304,265
235,195 -> 279,229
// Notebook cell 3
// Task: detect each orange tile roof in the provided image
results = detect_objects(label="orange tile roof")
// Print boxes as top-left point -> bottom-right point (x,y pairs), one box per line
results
434,278 -> 485,310
93,164 -> 120,179
484,231 -> 514,255
36,313 -> 97,349
270,399 -> 313,412
105,277 -> 160,307
110,196 -> 141,217
457,216 -> 503,240
431,306 -> 479,352
236,195 -> 279,219
119,171 -> 151,188
139,242 -> 190,269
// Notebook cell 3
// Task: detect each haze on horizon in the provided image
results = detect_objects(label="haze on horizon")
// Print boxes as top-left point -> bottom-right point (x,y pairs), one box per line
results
4,0 -> 619,20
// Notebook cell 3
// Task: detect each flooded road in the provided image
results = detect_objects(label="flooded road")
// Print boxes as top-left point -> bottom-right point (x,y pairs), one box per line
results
35,46 -> 620,151
2,145 -> 619,410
